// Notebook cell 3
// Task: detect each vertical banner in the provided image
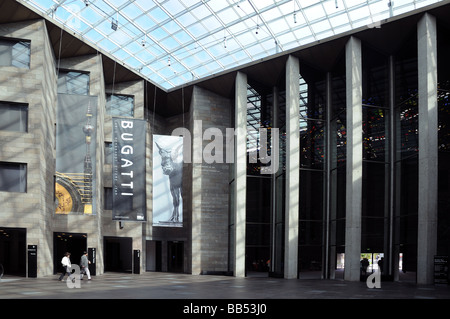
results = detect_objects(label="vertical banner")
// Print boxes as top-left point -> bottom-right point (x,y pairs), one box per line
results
55,94 -> 97,215
152,135 -> 183,227
112,118 -> 146,221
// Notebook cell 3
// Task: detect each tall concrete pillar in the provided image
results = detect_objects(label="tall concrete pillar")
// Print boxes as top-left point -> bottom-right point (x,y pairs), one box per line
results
285,55 -> 300,279
234,71 -> 247,277
344,36 -> 363,282
271,86 -> 279,274
191,93 -> 202,275
417,13 -> 438,285
325,72 -> 332,279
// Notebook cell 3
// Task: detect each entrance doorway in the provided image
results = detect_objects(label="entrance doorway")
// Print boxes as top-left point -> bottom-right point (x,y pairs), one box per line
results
53,232 -> 87,274
246,247 -> 270,276
146,240 -> 162,272
168,241 -> 184,273
104,236 -> 132,273
0,227 -> 26,277
360,253 -> 384,274
246,176 -> 271,277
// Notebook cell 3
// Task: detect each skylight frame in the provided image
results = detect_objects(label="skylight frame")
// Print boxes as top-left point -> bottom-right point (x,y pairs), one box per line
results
24,0 -> 444,90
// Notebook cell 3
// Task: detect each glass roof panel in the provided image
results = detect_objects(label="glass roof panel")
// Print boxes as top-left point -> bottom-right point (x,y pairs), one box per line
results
121,2 -> 143,19
303,3 -> 327,21
134,0 -> 156,12
134,14 -> 156,30
216,6 -> 240,24
329,12 -> 350,28
148,6 -> 170,23
176,10 -> 198,26
207,0 -> 230,12
160,0 -> 186,16
25,0 -> 444,90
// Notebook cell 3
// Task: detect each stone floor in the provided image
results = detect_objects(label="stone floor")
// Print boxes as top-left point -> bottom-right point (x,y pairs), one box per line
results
1,270 -> 449,300
1,271 -> 449,317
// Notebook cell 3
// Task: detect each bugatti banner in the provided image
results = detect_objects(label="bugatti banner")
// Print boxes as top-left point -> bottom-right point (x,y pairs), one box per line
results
112,118 -> 146,222
55,94 -> 98,215
153,134 -> 183,227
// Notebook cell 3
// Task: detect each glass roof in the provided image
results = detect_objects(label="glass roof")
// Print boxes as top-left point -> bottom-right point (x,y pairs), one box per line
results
26,0 -> 442,90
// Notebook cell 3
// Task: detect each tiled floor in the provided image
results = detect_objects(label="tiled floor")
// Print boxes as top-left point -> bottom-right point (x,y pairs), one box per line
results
1,271 -> 450,300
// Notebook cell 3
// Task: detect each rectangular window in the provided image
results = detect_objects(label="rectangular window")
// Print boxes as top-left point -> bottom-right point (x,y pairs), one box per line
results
105,142 -> 112,164
0,102 -> 28,132
104,187 -> 112,210
57,71 -> 90,95
106,94 -> 134,117
0,39 -> 31,69
0,162 -> 27,193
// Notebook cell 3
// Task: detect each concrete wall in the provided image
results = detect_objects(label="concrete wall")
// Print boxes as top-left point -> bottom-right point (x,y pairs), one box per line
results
0,19 -> 57,277
104,80 -> 146,272
148,111 -> 188,272
0,6 -> 446,283
55,53 -> 107,275
190,85 -> 232,274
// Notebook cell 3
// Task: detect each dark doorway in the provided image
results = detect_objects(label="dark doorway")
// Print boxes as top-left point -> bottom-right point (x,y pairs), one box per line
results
246,176 -> 271,277
104,236 -> 132,273
53,232 -> 87,274
0,227 -> 26,277
168,241 -> 184,273
246,247 -> 270,274
155,240 -> 162,271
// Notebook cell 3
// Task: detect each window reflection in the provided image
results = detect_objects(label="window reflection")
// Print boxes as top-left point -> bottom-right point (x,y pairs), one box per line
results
0,162 -> 27,193
363,106 -> 388,161
298,71 -> 326,277
106,94 -> 134,117
300,119 -> 325,169
0,39 -> 30,69
0,102 -> 28,132
57,71 -> 90,95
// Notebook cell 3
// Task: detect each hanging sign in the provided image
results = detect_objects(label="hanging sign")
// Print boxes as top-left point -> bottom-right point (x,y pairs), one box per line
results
112,118 -> 147,221
152,134 -> 183,227
55,94 -> 97,215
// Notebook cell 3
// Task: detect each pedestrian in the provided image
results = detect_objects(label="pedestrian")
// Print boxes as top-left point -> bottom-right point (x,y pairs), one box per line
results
80,251 -> 91,280
58,252 -> 74,282
360,257 -> 369,276
377,257 -> 384,274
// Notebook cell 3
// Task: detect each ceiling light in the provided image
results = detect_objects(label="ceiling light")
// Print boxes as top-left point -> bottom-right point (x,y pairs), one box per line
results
111,18 -> 118,31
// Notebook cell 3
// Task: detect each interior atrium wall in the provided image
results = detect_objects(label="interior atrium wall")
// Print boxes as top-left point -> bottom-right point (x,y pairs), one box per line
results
0,2 -> 449,284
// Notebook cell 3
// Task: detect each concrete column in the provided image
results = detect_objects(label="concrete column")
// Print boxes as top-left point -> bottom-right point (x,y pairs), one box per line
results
344,36 -> 363,282
271,86 -> 279,273
285,55 -> 300,279
389,55 -> 397,281
234,71 -> 247,277
325,72 -> 332,279
417,13 -> 438,285
191,94 -> 202,274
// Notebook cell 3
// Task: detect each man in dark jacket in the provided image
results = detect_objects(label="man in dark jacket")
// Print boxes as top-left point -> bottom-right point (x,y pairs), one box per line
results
80,251 -> 91,280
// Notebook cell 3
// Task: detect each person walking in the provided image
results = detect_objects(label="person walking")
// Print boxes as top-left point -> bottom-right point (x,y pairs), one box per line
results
58,252 -> 74,282
80,251 -> 91,280
360,257 -> 369,276
377,257 -> 384,274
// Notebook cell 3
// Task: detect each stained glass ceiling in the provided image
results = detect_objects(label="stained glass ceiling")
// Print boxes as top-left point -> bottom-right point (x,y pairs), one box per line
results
25,0 -> 442,90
